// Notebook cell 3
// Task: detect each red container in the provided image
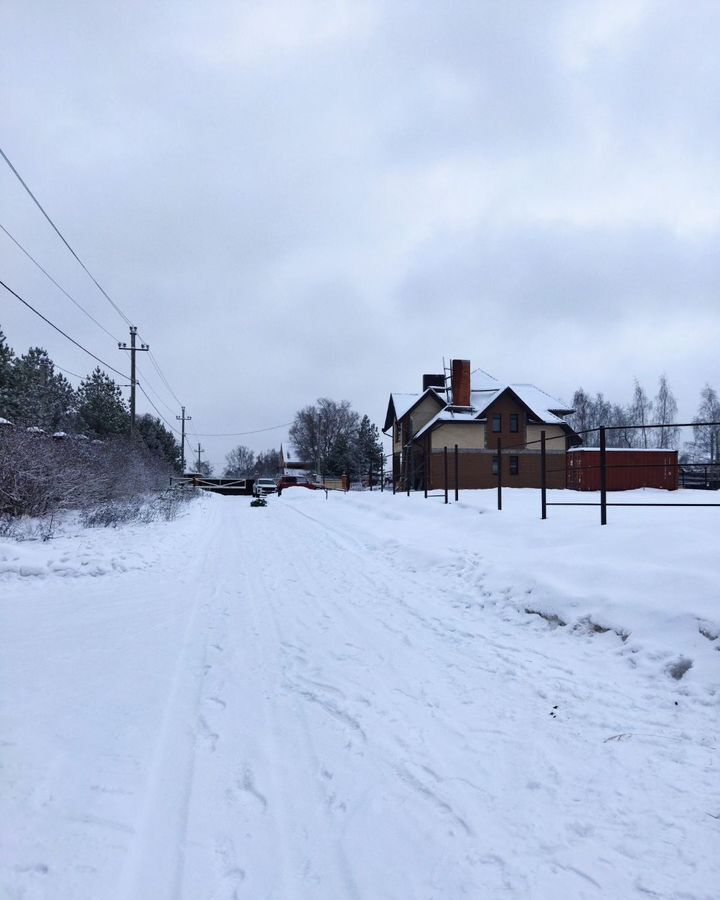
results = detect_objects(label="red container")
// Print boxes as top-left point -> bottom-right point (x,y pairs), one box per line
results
567,448 -> 679,491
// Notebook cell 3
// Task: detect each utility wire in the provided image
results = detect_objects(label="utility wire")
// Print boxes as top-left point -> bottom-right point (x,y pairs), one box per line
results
1,221 -> 186,416
0,222 -> 122,344
0,279 -> 130,381
54,363 -> 84,379
0,150 -> 190,415
0,145 -> 132,327
136,383 -> 182,435
193,422 -> 293,437
146,349 -> 183,407
135,359 -> 178,416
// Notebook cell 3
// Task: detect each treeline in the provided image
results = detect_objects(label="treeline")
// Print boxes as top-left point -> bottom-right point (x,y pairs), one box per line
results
223,399 -> 384,481
0,325 -> 185,522
223,447 -> 280,478
566,375 -> 720,461
0,326 -> 180,468
289,398 -> 384,479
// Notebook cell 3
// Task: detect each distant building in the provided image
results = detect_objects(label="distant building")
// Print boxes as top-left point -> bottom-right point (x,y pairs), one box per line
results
279,444 -> 312,477
384,360 -> 580,491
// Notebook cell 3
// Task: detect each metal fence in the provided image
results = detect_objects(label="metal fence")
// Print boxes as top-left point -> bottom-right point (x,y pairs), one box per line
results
389,420 -> 720,526
541,422 -> 720,525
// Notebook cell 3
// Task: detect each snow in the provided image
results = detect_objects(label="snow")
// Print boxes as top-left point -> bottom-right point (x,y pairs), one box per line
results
1,488 -> 718,899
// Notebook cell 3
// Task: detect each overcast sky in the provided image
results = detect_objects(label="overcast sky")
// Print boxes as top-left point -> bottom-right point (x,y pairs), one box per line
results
2,0 -> 719,470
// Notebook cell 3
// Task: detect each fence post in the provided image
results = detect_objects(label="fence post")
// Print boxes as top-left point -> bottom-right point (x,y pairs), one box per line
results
541,430 -> 547,519
454,444 -> 459,502
600,425 -> 607,525
424,440 -> 428,498
381,454 -> 385,492
368,462 -> 373,491
497,438 -> 502,511
444,446 -> 449,504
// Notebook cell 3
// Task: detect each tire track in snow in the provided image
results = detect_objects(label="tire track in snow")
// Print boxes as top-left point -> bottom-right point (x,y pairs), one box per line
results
114,501 -> 226,900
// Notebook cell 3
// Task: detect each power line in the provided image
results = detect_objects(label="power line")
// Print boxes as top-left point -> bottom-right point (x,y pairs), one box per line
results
54,363 -> 84,379
0,150 -> 190,417
0,222 -> 122,344
145,350 -> 184,407
0,145 -> 133,327
136,383 -> 182,435
193,422 -> 293,437
135,360 -> 178,416
0,278 -> 131,381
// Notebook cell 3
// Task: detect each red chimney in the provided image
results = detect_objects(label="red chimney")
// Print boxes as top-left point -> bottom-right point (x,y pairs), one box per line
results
451,359 -> 471,408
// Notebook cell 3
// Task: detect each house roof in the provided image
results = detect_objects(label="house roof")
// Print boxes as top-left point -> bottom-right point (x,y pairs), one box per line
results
413,409 -> 480,440
384,389 -> 445,431
410,384 -> 575,441
385,366 -> 574,435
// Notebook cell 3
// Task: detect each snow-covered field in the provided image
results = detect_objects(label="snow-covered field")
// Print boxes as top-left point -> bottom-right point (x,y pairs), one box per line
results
1,487 -> 718,900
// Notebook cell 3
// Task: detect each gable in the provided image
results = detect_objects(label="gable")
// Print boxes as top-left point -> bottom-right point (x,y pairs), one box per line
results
384,389 -> 445,432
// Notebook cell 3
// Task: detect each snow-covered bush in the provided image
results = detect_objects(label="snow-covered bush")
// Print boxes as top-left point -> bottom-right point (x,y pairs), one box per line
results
0,428 -> 190,527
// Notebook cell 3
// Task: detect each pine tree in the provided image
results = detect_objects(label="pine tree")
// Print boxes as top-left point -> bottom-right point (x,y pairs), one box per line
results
0,328 -> 16,421
76,367 -> 130,437
136,413 -> 182,469
9,347 -> 75,430
356,414 -> 384,478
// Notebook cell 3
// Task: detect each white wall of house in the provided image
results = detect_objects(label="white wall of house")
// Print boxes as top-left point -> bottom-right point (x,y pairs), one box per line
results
394,395 -> 443,451
526,424 -> 566,451
430,422 -> 486,449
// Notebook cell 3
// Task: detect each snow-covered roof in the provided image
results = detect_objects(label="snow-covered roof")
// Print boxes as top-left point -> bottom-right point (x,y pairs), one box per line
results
387,367 -> 574,433
568,447 -> 677,453
52,431 -> 68,439
386,389 -> 446,430
26,426 -> 45,434
282,444 -> 309,465
0,417 -> 13,426
511,383 -> 573,417
413,409 -> 480,440
470,368 -> 502,392
389,393 -> 422,422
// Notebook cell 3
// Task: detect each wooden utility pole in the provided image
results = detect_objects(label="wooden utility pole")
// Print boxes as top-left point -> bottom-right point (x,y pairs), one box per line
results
176,406 -> 192,473
118,326 -> 149,434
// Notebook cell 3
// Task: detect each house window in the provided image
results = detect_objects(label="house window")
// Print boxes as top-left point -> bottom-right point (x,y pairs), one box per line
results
510,414 -> 519,433
492,414 -> 502,433
510,456 -> 519,475
491,456 -> 499,475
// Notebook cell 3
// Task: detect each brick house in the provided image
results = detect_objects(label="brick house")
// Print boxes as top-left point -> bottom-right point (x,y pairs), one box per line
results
384,360 -> 580,490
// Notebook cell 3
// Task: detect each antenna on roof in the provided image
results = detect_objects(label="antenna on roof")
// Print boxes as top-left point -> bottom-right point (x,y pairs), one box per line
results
443,356 -> 453,405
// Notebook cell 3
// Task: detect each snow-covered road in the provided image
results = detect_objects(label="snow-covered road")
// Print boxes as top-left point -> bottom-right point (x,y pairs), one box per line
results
2,489 -> 718,899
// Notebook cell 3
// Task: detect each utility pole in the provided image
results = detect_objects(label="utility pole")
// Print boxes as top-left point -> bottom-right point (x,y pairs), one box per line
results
176,406 -> 191,473
195,442 -> 205,472
118,326 -> 149,435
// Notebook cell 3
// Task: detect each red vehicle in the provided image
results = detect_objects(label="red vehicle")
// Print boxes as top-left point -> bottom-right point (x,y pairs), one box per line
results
276,475 -> 319,492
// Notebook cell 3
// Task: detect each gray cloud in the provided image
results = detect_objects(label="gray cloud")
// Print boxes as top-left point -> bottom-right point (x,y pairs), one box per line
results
2,0 -> 718,467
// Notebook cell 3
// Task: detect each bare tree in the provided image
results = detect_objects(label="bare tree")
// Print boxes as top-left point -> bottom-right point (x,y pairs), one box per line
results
289,398 -> 360,476
629,379 -> 653,448
691,385 -> 720,462
654,375 -> 679,449
224,444 -> 255,477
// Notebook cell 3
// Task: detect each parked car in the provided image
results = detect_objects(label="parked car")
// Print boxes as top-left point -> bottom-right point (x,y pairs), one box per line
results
253,478 -> 277,496
276,475 -> 319,492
